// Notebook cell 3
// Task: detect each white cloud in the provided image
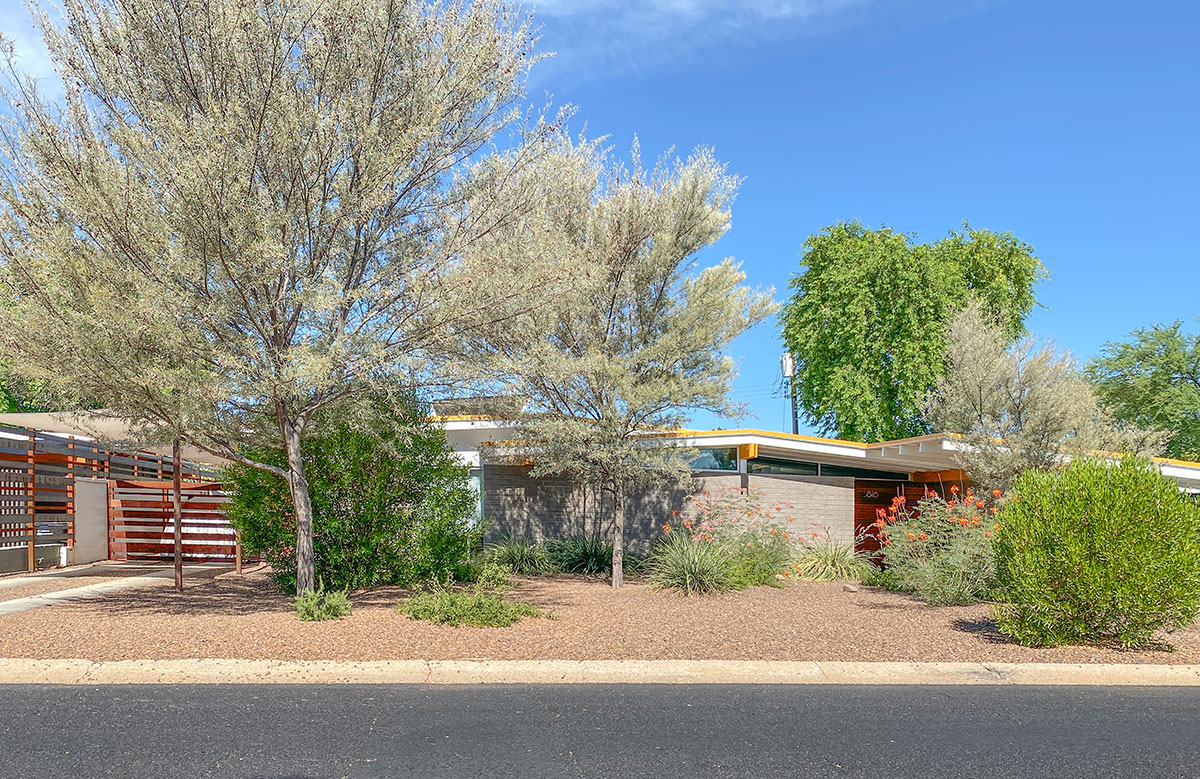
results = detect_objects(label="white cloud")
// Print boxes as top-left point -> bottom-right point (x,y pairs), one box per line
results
524,0 -> 989,83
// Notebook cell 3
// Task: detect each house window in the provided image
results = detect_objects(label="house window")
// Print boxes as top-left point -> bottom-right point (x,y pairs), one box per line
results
748,456 -> 818,476
468,468 -> 484,526
691,447 -> 738,471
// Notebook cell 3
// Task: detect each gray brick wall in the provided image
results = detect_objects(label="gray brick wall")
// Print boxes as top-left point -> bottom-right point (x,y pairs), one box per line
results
481,465 -> 854,551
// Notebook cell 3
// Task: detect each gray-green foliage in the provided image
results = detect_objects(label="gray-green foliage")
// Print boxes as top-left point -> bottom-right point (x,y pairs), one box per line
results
994,457 -> 1200,648
294,588 -> 352,622
399,587 -> 545,628
0,0 -> 569,595
471,138 -> 775,588
1087,321 -> 1200,462
645,532 -> 741,596
926,302 -> 1167,493
484,537 -> 555,575
792,541 -> 871,582
781,221 -> 1046,442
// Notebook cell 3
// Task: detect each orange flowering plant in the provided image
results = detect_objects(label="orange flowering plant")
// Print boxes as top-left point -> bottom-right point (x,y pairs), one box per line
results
873,485 -> 1000,605
651,486 -> 799,592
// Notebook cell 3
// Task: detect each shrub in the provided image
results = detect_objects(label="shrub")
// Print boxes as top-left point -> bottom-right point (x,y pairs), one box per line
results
729,534 -> 791,588
876,487 -> 998,605
862,564 -> 908,592
645,530 -> 739,595
647,487 -> 802,594
461,560 -> 513,590
791,539 -> 871,582
994,457 -> 1200,649
226,396 -> 481,593
546,533 -> 614,576
294,588 -> 352,621
398,587 -> 546,628
484,537 -> 554,575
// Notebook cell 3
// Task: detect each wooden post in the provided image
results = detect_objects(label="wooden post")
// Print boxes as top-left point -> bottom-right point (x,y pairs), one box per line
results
26,432 -> 36,572
172,439 -> 183,592
235,533 -> 243,575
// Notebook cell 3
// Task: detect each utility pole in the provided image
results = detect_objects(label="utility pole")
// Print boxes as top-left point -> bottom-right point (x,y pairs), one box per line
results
780,352 -> 799,435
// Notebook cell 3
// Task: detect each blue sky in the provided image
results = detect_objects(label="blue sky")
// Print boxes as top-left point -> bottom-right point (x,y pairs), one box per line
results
2,0 -> 1196,436
526,0 -> 1199,433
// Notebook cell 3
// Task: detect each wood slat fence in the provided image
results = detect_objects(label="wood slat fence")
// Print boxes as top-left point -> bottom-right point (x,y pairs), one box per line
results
0,423 -> 228,571
108,480 -> 237,562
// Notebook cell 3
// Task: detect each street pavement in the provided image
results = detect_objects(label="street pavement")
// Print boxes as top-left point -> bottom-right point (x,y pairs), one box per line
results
1,683 -> 1197,778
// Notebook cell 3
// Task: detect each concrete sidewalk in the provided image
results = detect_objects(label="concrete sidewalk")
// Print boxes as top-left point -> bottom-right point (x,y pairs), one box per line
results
0,564 -> 232,617
1,658 -> 1198,686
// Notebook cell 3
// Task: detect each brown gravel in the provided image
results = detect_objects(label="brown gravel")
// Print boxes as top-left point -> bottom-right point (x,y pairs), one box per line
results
0,567 -> 1196,664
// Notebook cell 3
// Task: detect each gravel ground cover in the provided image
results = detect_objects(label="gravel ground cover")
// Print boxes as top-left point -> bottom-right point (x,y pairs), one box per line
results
0,567 -> 1196,663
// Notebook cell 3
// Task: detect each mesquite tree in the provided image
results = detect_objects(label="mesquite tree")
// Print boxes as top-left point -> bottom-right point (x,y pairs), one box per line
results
0,0 -> 566,594
473,139 -> 775,587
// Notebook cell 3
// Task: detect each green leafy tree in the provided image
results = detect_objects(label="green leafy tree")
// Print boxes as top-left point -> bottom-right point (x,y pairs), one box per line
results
1087,322 -> 1200,461
0,0 -> 567,594
226,396 -> 479,593
780,221 -> 1046,442
474,139 -> 775,588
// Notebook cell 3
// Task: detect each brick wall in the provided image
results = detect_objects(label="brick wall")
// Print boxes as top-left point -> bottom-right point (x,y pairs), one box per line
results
481,464 -> 854,551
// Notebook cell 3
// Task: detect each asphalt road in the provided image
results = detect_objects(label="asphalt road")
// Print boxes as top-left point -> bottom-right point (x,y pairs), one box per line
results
1,684 -> 1198,778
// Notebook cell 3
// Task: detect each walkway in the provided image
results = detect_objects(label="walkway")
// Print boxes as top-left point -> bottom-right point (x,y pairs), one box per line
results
0,563 -> 232,617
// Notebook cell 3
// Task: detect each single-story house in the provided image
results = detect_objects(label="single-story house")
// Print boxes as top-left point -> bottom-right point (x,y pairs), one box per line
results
438,415 -> 1200,550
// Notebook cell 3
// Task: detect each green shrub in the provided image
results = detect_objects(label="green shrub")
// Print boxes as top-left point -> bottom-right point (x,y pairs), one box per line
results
877,489 -> 997,605
461,559 -> 513,590
645,531 -> 739,595
994,457 -> 1200,649
729,534 -> 791,588
484,537 -> 554,575
862,564 -> 908,592
398,587 -> 546,627
226,396 -> 481,593
546,533 -> 614,576
294,588 -> 352,621
792,540 -> 871,582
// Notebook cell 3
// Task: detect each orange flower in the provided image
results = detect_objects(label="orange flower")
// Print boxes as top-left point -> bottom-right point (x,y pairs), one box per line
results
959,518 -> 969,526
782,532 -> 791,540
990,506 -> 998,514
984,530 -> 992,538
918,532 -> 927,540
992,489 -> 1002,497
769,528 -> 778,535
662,523 -> 672,533
948,499 -> 958,507
875,519 -> 886,529
950,485 -> 959,493
671,510 -> 679,516
907,533 -> 916,541
683,520 -> 692,529
975,500 -> 985,508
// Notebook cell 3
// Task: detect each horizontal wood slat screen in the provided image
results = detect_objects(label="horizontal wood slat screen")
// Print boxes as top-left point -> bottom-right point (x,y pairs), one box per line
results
108,480 -> 237,563
0,423 -> 220,571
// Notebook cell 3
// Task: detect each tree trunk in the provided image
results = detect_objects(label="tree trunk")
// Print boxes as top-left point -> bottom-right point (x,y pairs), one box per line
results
611,480 -> 624,589
283,421 -> 315,596
172,438 -> 183,593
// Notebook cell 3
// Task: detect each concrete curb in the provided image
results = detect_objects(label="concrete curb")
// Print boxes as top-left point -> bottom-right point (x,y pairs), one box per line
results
1,658 -> 1199,686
